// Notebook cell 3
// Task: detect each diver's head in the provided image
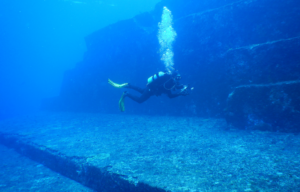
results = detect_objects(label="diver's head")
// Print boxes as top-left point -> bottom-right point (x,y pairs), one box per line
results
172,70 -> 181,80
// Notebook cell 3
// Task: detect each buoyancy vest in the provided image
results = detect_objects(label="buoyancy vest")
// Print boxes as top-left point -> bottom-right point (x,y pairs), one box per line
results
147,71 -> 177,93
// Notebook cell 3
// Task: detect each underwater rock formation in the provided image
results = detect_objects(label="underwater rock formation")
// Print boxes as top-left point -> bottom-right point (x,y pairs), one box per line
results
43,0 -> 300,132
226,81 -> 300,132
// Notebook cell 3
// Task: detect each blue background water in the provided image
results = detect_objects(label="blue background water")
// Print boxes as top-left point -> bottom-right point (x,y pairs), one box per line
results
0,0 -> 160,119
0,1 -> 300,190
1,0 -> 300,133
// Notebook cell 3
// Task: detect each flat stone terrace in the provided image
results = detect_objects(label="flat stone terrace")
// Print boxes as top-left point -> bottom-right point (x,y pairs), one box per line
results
0,112 -> 300,191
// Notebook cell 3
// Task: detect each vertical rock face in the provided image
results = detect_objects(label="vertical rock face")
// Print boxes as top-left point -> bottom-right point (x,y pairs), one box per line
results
226,81 -> 300,132
43,0 -> 300,132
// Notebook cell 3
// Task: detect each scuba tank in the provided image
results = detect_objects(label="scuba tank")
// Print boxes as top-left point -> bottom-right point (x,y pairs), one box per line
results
147,71 -> 166,85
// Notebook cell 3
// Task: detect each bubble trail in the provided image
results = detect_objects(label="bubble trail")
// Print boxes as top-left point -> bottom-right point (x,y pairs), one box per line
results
158,7 -> 177,72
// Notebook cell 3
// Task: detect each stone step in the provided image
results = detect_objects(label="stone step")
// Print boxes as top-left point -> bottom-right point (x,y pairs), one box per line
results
0,144 -> 94,192
226,80 -> 300,132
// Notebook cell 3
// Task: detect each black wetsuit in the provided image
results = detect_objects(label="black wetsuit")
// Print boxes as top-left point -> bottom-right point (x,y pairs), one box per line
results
125,74 -> 184,103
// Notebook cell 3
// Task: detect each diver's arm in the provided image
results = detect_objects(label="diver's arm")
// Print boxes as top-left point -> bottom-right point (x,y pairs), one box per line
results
175,84 -> 184,89
167,85 -> 190,98
173,80 -> 184,89
167,91 -> 182,98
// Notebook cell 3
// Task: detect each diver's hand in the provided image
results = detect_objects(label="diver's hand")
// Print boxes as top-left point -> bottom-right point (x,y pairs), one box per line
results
181,91 -> 189,96
180,85 -> 189,96
180,85 -> 193,96
180,89 -> 189,96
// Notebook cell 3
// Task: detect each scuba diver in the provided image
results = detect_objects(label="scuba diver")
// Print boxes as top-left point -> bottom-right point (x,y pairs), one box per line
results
108,70 -> 192,112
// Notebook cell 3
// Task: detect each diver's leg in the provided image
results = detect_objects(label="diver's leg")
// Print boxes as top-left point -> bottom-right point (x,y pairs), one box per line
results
127,84 -> 145,94
126,89 -> 152,103
108,79 -> 145,94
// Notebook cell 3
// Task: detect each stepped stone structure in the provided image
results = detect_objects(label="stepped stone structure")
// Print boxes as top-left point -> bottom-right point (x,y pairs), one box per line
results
43,0 -> 300,132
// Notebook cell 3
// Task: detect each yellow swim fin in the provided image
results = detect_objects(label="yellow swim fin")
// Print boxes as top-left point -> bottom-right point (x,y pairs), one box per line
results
119,92 -> 127,112
108,79 -> 128,88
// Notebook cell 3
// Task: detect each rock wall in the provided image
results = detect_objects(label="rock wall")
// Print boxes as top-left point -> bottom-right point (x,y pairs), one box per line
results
43,0 -> 300,132
226,81 -> 300,132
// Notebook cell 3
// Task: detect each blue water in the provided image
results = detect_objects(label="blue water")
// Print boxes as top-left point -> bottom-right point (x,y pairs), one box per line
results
0,0 -> 160,119
1,0 -> 300,191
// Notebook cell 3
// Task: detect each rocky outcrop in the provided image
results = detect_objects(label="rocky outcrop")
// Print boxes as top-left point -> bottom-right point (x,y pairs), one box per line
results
226,81 -> 300,132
